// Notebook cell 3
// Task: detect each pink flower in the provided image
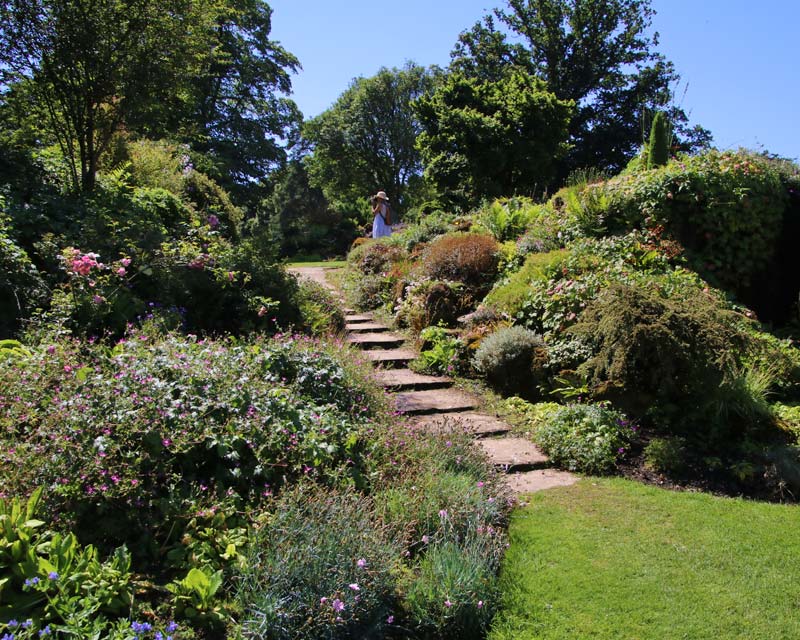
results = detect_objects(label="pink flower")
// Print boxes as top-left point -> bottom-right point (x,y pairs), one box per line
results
438,509 -> 448,519
116,267 -> 126,276
387,615 -> 394,624
348,583 -> 360,591
356,558 -> 367,568
445,599 -> 452,608
92,295 -> 105,304
332,598 -> 345,613
121,258 -> 131,267
477,600 -> 484,609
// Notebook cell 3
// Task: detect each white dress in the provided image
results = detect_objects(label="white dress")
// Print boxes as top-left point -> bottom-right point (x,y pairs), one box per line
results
372,202 -> 392,238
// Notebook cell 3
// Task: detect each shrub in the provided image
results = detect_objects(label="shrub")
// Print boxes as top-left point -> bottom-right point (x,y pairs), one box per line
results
392,210 -> 456,252
418,233 -> 500,292
598,150 -> 789,293
235,486 -> 400,640
347,239 -> 407,276
296,278 -> 345,336
644,437 -> 688,474
569,283 -> 748,430
534,403 -> 630,474
472,197 -> 538,242
647,111 -> 671,169
0,205 -> 48,337
125,138 -> 186,195
473,326 -> 546,398
483,249 -> 567,317
395,280 -> 470,332
413,325 -> 467,376
0,331 -> 382,556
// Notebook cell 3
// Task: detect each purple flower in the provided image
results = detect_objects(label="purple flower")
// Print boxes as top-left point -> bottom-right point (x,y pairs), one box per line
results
207,214 -> 220,228
332,598 -> 345,613
356,558 -> 367,568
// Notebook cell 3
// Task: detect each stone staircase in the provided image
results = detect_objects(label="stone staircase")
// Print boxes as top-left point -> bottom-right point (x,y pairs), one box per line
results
344,310 -> 577,494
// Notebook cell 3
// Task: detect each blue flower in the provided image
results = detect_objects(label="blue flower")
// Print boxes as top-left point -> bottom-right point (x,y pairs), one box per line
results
38,626 -> 52,637
24,577 -> 40,587
48,571 -> 59,581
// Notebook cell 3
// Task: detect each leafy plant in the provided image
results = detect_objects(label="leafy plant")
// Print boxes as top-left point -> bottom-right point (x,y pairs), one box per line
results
534,403 -> 631,474
473,326 -> 546,398
167,567 -> 226,629
413,325 -> 466,376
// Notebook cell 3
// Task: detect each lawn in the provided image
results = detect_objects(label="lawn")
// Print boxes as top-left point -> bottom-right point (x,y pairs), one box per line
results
284,259 -> 347,268
490,478 -> 800,640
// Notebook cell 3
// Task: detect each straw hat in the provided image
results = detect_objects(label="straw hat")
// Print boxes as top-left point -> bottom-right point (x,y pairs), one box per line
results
374,191 -> 389,201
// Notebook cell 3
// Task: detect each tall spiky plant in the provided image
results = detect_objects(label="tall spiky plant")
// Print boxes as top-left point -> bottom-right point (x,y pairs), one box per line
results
647,111 -> 670,168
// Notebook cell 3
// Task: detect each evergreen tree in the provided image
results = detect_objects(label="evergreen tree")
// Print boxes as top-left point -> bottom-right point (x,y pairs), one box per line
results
647,111 -> 670,168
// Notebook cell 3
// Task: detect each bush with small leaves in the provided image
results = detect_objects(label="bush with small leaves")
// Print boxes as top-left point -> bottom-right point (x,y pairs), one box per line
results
473,326 -> 546,398
418,233 -> 500,293
534,403 -> 631,474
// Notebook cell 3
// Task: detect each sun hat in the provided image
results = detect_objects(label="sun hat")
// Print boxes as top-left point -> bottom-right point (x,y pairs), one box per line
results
374,191 -> 389,201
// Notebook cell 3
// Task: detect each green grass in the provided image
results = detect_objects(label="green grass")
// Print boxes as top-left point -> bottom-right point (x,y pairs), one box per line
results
284,260 -> 347,268
490,478 -> 800,640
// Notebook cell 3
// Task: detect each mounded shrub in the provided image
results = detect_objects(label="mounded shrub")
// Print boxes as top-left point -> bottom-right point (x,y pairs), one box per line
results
473,326 -> 547,398
483,249 -> 567,317
418,233 -> 500,292
534,403 -> 631,474
395,280 -> 470,332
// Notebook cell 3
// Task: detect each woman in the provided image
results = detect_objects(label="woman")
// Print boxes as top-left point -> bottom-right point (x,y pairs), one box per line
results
371,191 -> 392,238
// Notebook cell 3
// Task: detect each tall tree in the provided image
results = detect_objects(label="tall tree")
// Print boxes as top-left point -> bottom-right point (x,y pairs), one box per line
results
451,0 -> 711,176
302,64 -> 435,213
415,70 -> 573,209
0,0 -> 209,192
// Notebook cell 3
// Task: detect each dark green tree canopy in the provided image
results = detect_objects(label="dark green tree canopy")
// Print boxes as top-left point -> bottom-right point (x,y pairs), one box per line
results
451,0 -> 711,176
302,63 -> 435,213
414,70 -> 573,209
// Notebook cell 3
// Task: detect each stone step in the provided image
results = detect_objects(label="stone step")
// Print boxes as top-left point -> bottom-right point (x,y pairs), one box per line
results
394,388 -> 477,415
411,411 -> 511,437
376,368 -> 453,391
347,333 -> 405,349
345,314 -> 373,323
346,322 -> 391,333
364,348 -> 417,368
505,469 -> 579,494
476,437 -> 550,472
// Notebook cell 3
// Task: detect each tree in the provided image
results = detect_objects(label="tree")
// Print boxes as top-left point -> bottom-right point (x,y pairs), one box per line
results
0,0 -> 210,192
302,64 -> 435,214
647,110 -> 670,168
451,0 -> 711,176
414,70 -> 573,209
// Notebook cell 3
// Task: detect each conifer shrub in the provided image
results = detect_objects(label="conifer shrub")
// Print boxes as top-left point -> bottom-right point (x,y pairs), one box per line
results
647,111 -> 670,168
473,326 -> 547,398
418,233 -> 500,293
569,283 -> 749,435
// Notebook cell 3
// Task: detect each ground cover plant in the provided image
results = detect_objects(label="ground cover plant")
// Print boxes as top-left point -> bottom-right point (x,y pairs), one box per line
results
490,479 -> 800,640
0,325 -> 512,638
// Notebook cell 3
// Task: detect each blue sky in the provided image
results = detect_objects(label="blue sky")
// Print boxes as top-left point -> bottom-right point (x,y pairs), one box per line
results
268,1 -> 799,161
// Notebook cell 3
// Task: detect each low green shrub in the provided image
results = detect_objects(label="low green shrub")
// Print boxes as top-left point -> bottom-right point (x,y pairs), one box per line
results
473,326 -> 547,398
644,437 -> 688,475
413,325 -> 467,376
483,249 -> 567,317
534,403 -> 631,474
395,280 -> 470,332
235,486 -> 400,640
296,279 -> 345,336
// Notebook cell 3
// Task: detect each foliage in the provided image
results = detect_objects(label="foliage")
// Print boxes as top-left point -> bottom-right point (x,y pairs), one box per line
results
235,486 -> 400,640
418,233 -> 500,292
472,326 -> 547,398
296,279 -> 346,336
534,403 -> 631,474
643,436 -> 688,474
570,283 -> 747,430
390,209 -> 457,252
0,0 -> 210,192
483,249 -> 567,317
413,325 -> 467,376
0,331 -> 382,553
647,111 -> 671,168
472,197 -> 540,242
598,150 -> 789,293
415,70 -> 573,209
402,533 -> 503,639
0,489 -> 134,635
450,0 -> 711,176
304,63 -> 435,213
0,205 -> 47,338
348,240 -> 408,276
395,280 -> 470,332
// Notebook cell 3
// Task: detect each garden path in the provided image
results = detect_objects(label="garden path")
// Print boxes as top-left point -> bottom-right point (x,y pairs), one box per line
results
289,265 -> 577,494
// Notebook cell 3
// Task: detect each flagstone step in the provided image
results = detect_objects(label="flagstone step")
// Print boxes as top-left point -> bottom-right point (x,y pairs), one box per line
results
346,322 -> 391,333
394,388 -> 477,415
410,411 -> 511,437
345,314 -> 373,323
505,469 -> 579,494
375,368 -> 453,391
364,348 -> 417,367
347,333 -> 405,349
476,437 -> 550,471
